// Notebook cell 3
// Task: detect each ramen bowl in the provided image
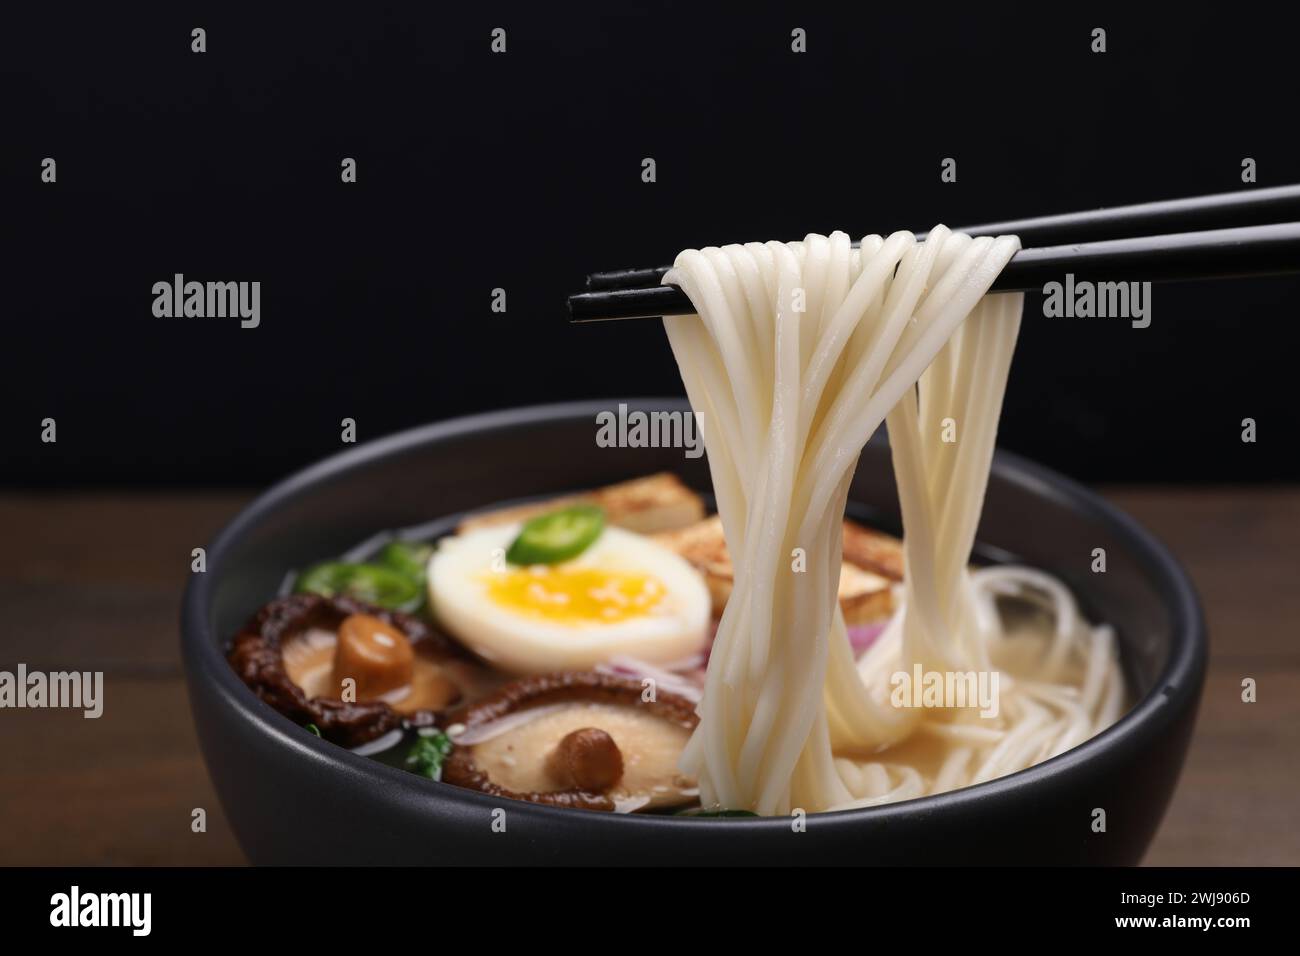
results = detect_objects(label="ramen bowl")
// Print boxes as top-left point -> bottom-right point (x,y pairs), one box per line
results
181,399 -> 1206,864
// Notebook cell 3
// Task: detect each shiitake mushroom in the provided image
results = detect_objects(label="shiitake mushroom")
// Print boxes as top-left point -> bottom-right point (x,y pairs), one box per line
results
228,593 -> 472,746
441,670 -> 699,812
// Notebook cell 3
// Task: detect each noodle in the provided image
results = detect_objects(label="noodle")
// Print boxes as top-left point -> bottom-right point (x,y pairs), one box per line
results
663,229 -> 1124,815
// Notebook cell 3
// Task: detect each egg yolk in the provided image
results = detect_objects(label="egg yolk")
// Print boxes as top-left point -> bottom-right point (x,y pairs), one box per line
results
484,567 -> 667,624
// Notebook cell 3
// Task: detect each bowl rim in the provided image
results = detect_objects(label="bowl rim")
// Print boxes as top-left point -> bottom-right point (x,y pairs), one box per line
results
182,397 -> 1208,832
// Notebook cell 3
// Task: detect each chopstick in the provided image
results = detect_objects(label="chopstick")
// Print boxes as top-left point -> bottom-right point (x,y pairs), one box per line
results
569,186 -> 1300,322
582,184 -> 1300,292
569,223 -> 1300,322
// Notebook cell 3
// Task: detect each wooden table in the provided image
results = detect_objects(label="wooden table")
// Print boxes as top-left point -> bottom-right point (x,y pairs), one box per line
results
0,490 -> 1295,865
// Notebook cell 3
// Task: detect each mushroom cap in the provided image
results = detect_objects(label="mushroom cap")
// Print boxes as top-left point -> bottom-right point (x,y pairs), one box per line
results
468,703 -> 694,810
282,620 -> 474,714
442,671 -> 699,812
228,593 -> 480,746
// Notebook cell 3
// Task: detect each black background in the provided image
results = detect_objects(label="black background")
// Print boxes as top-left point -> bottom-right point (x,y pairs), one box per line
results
3,3 -> 1297,487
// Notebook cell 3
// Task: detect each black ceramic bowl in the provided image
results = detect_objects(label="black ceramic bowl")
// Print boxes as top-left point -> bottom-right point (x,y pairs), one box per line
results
182,399 -> 1206,865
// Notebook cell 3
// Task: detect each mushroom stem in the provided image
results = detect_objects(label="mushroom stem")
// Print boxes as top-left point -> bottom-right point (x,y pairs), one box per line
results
546,727 -> 625,792
332,613 -> 415,699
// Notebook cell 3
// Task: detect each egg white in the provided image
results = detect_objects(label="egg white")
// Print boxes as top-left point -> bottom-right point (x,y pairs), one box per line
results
429,523 -> 711,675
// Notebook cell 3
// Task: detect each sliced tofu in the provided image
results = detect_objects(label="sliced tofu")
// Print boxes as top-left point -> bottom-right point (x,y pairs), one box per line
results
652,515 -> 901,626
457,472 -> 706,536
841,518 -> 905,582
836,562 -> 895,627
648,516 -> 735,614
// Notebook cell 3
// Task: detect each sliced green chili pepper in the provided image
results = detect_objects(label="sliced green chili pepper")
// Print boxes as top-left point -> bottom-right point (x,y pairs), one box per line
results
378,540 -> 434,581
505,505 -> 605,565
294,561 -> 424,613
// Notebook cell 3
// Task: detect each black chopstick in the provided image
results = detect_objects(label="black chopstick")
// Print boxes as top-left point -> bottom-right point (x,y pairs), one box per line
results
568,222 -> 1300,322
583,184 -> 1300,292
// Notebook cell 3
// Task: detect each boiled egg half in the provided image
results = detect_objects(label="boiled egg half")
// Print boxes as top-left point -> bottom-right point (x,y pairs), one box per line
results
429,524 -> 710,674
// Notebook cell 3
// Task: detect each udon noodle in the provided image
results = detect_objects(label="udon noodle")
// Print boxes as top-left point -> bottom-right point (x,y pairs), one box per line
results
662,228 -> 1125,815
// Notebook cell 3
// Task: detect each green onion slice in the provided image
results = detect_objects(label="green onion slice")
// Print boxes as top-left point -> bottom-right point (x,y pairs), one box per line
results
378,540 -> 434,581
294,561 -> 424,613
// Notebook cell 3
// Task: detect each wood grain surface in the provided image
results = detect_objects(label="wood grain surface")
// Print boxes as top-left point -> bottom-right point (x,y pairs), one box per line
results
0,489 -> 1295,865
